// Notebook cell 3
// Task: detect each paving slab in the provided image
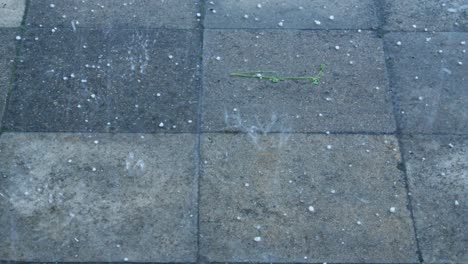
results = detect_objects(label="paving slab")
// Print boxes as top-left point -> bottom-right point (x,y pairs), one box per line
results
204,0 -> 378,30
382,0 -> 468,32
200,133 -> 418,262
0,0 -> 25,27
402,136 -> 468,263
2,28 -> 201,133
202,30 -> 395,133
0,132 -> 197,262
384,32 -> 468,135
0,29 -> 17,130
26,0 -> 201,29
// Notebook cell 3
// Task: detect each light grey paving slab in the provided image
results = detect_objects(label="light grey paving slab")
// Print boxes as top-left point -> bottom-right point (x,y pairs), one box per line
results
204,0 -> 378,29
382,0 -> 468,32
385,32 -> 468,135
200,134 -> 418,262
402,136 -> 468,263
202,30 -> 396,133
0,133 -> 197,262
0,29 -> 17,130
0,0 -> 25,27
26,0 -> 202,29
2,28 -> 201,133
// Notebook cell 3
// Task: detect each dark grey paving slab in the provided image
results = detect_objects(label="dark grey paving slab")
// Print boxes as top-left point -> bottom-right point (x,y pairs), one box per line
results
0,132 -> 197,262
202,30 -> 395,133
204,0 -> 378,29
402,136 -> 467,263
0,29 -> 17,130
385,32 -> 468,135
26,0 -> 201,29
382,0 -> 468,32
2,28 -> 201,133
0,0 -> 25,27
200,134 -> 418,262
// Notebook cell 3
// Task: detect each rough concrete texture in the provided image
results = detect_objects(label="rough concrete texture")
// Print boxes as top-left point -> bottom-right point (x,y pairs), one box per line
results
26,0 -> 202,29
2,28 -> 201,133
385,32 -> 468,134
0,29 -> 17,130
0,0 -> 25,27
402,136 -> 467,263
202,30 -> 396,133
204,0 -> 378,30
200,134 -> 418,262
382,0 -> 468,32
0,133 -> 197,262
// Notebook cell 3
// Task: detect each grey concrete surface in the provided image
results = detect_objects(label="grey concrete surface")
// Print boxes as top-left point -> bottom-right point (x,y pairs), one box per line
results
204,0 -> 379,30
385,32 -> 468,135
382,0 -> 468,32
202,30 -> 396,133
200,134 -> 418,262
26,0 -> 202,29
402,135 -> 467,263
0,0 -> 25,27
0,133 -> 198,262
2,28 -> 201,133
0,29 -> 17,130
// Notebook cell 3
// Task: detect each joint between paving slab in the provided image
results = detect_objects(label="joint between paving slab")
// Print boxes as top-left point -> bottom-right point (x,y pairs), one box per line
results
0,0 -> 29,135
374,1 -> 424,263
195,0 -> 207,262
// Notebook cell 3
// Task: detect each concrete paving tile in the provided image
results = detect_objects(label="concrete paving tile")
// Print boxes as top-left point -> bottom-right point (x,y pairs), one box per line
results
0,132 -> 198,262
402,135 -> 467,263
204,0 -> 378,30
2,28 -> 201,133
385,32 -> 468,134
26,0 -> 201,29
382,0 -> 468,32
202,30 -> 396,133
0,0 -> 25,27
200,133 -> 418,262
0,29 -> 17,130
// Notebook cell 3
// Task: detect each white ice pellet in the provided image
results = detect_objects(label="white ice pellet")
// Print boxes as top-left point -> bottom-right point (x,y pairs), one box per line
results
396,41 -> 402,46
15,36 -> 21,40
326,145 -> 332,150
329,15 -> 334,20
243,14 -> 249,19
92,167 -> 97,172
156,93 -> 161,97
159,122 -> 164,128
448,143 -> 454,148
357,221 -> 362,225
335,45 -> 340,50
215,56 -> 221,61
455,200 -> 459,206
458,61 -> 463,65
308,206 -> 315,212
90,94 -> 96,98
314,20 -> 321,25
50,4 -> 55,8
389,207 -> 396,213
461,41 -> 466,45
94,140 -> 99,144
196,13 -> 201,17
124,258 -> 128,262
168,54 -> 173,59
257,4 -> 262,8
254,236 -> 262,242
278,21 -> 283,27
188,120 -> 193,123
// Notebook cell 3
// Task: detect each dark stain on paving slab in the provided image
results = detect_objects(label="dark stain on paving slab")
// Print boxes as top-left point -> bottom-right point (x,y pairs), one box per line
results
2,28 -> 201,133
